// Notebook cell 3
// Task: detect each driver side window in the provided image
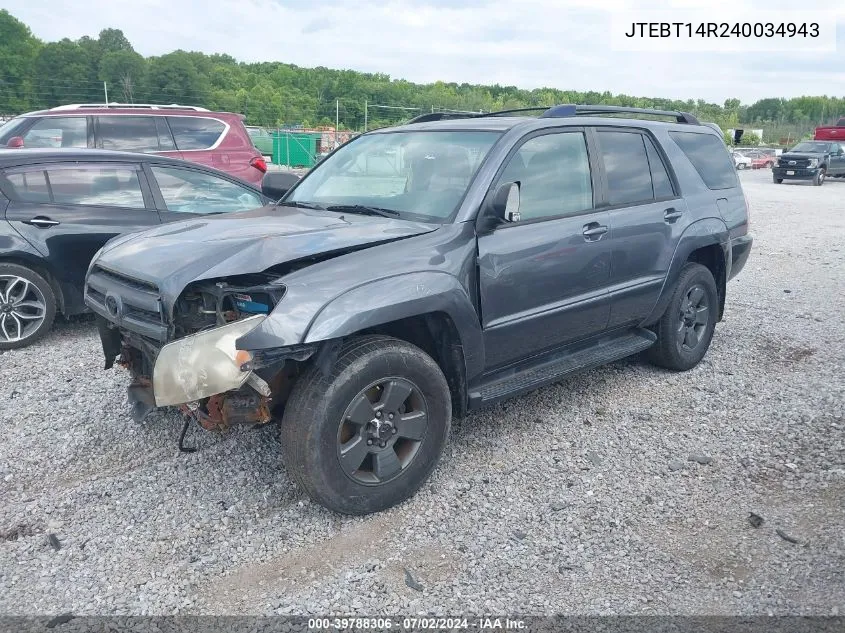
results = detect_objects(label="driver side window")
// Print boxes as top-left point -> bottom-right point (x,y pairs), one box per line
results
151,165 -> 263,214
498,132 -> 593,221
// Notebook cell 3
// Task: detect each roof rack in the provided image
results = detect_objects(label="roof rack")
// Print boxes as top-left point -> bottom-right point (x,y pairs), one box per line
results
407,104 -> 700,126
50,103 -> 210,112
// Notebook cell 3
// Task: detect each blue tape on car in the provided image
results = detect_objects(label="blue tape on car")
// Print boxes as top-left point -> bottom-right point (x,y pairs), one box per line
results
235,299 -> 269,314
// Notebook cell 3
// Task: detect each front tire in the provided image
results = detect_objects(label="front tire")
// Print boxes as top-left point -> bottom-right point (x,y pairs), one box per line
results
737,163 -> 746,170
0,263 -> 56,350
281,335 -> 451,515
648,263 -> 718,371
814,168 -> 826,186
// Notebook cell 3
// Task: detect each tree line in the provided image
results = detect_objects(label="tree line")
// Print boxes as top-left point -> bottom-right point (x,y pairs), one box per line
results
1,9 -> 843,142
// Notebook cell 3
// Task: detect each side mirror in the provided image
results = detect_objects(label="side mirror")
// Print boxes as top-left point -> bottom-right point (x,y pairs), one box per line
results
478,182 -> 520,233
6,136 -> 23,149
261,171 -> 300,201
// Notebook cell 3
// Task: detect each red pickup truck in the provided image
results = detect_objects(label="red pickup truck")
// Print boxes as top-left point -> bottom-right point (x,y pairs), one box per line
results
815,118 -> 845,141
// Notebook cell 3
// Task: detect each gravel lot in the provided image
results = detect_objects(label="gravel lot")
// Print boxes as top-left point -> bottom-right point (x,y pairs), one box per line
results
0,169 -> 843,616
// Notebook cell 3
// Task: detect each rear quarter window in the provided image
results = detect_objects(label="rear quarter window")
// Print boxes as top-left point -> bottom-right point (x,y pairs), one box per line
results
669,131 -> 737,190
167,117 -> 227,150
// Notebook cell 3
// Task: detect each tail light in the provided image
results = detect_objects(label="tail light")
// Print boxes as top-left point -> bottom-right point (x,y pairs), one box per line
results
250,157 -> 267,173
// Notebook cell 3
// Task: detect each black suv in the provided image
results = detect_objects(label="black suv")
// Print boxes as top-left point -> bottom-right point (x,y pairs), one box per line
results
0,149 -> 274,349
772,141 -> 845,186
85,105 -> 752,515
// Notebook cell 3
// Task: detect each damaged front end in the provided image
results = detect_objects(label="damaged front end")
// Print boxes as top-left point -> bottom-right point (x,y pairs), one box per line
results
92,270 -> 317,436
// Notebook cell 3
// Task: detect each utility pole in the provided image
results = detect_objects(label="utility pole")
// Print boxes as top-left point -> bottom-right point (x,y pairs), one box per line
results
335,99 -> 339,149
364,100 -> 368,132
103,81 -> 109,104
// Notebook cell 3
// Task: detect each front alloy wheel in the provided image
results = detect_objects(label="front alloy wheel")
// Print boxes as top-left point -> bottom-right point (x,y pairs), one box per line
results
338,377 -> 429,485
281,335 -> 451,514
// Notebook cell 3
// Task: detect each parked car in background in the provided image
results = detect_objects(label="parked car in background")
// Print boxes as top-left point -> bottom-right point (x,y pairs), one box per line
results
732,151 -> 752,170
772,141 -> 845,185
86,104 -> 752,515
246,126 -> 274,157
0,104 -> 268,186
814,118 -> 845,141
0,149 -> 275,349
744,150 -> 774,169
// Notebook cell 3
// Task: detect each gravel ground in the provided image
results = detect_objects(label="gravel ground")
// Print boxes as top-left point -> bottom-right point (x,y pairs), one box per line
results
0,169 -> 843,616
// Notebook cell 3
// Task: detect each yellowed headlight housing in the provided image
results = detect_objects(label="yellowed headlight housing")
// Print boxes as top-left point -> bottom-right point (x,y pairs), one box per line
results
152,315 -> 266,407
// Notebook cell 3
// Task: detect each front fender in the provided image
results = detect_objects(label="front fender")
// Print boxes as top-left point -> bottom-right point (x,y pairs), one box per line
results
643,218 -> 729,326
304,271 -> 484,378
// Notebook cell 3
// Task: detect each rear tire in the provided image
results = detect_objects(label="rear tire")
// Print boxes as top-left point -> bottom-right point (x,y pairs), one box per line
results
280,335 -> 451,515
648,263 -> 718,372
0,263 -> 56,350
737,163 -> 746,170
773,176 -> 783,184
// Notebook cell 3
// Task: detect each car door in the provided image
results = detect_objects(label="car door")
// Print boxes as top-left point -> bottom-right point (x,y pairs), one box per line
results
593,128 -> 686,329
830,143 -> 845,175
144,163 -> 266,222
3,161 -> 160,310
477,128 -> 612,370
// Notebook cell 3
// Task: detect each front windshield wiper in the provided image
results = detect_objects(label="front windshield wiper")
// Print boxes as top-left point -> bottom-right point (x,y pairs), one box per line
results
325,204 -> 400,218
275,200 -> 326,210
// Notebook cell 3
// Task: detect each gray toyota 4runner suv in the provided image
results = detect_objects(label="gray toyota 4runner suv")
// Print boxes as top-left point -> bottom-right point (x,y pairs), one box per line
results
85,105 -> 752,515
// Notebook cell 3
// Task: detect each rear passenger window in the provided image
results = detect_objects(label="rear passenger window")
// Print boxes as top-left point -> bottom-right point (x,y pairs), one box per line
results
598,131 -> 653,206
497,132 -> 593,221
669,131 -> 737,190
644,136 -> 675,199
167,117 -> 226,150
98,116 -> 160,152
3,171 -> 51,202
46,167 -> 146,208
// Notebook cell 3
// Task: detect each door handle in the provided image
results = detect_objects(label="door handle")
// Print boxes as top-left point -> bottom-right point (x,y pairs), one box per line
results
664,208 -> 683,222
582,223 -> 608,241
24,216 -> 60,228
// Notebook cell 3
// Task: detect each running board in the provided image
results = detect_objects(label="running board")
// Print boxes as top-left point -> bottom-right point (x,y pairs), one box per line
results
468,329 -> 656,409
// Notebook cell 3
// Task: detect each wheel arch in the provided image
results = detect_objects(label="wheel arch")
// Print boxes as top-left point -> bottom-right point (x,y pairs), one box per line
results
643,220 -> 729,326
302,272 -> 484,417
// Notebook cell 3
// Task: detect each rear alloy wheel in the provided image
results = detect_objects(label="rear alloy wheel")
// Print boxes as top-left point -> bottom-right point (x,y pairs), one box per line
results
0,264 -> 56,350
648,263 -> 718,371
814,168 -> 826,186
281,335 -> 451,514
737,163 -> 747,170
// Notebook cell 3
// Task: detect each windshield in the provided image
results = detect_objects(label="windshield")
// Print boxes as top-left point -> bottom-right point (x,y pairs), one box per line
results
790,142 -> 831,153
286,130 -> 502,222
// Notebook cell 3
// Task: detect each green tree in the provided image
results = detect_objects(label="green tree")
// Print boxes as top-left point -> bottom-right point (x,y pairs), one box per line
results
0,10 -> 41,112
99,50 -> 146,103
144,51 -> 210,105
33,39 -> 93,107
98,28 -> 134,54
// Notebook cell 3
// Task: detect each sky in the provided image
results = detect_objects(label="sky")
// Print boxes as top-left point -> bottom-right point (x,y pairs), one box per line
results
3,0 -> 844,105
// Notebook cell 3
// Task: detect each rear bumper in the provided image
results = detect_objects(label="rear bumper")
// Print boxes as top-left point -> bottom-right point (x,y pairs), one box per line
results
729,234 -> 753,280
772,166 -> 819,180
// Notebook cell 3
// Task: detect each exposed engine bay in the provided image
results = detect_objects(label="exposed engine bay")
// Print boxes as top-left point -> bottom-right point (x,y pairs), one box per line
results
100,272 -> 318,450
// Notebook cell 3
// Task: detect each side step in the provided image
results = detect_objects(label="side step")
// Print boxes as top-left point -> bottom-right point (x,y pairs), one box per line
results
468,328 -> 656,408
